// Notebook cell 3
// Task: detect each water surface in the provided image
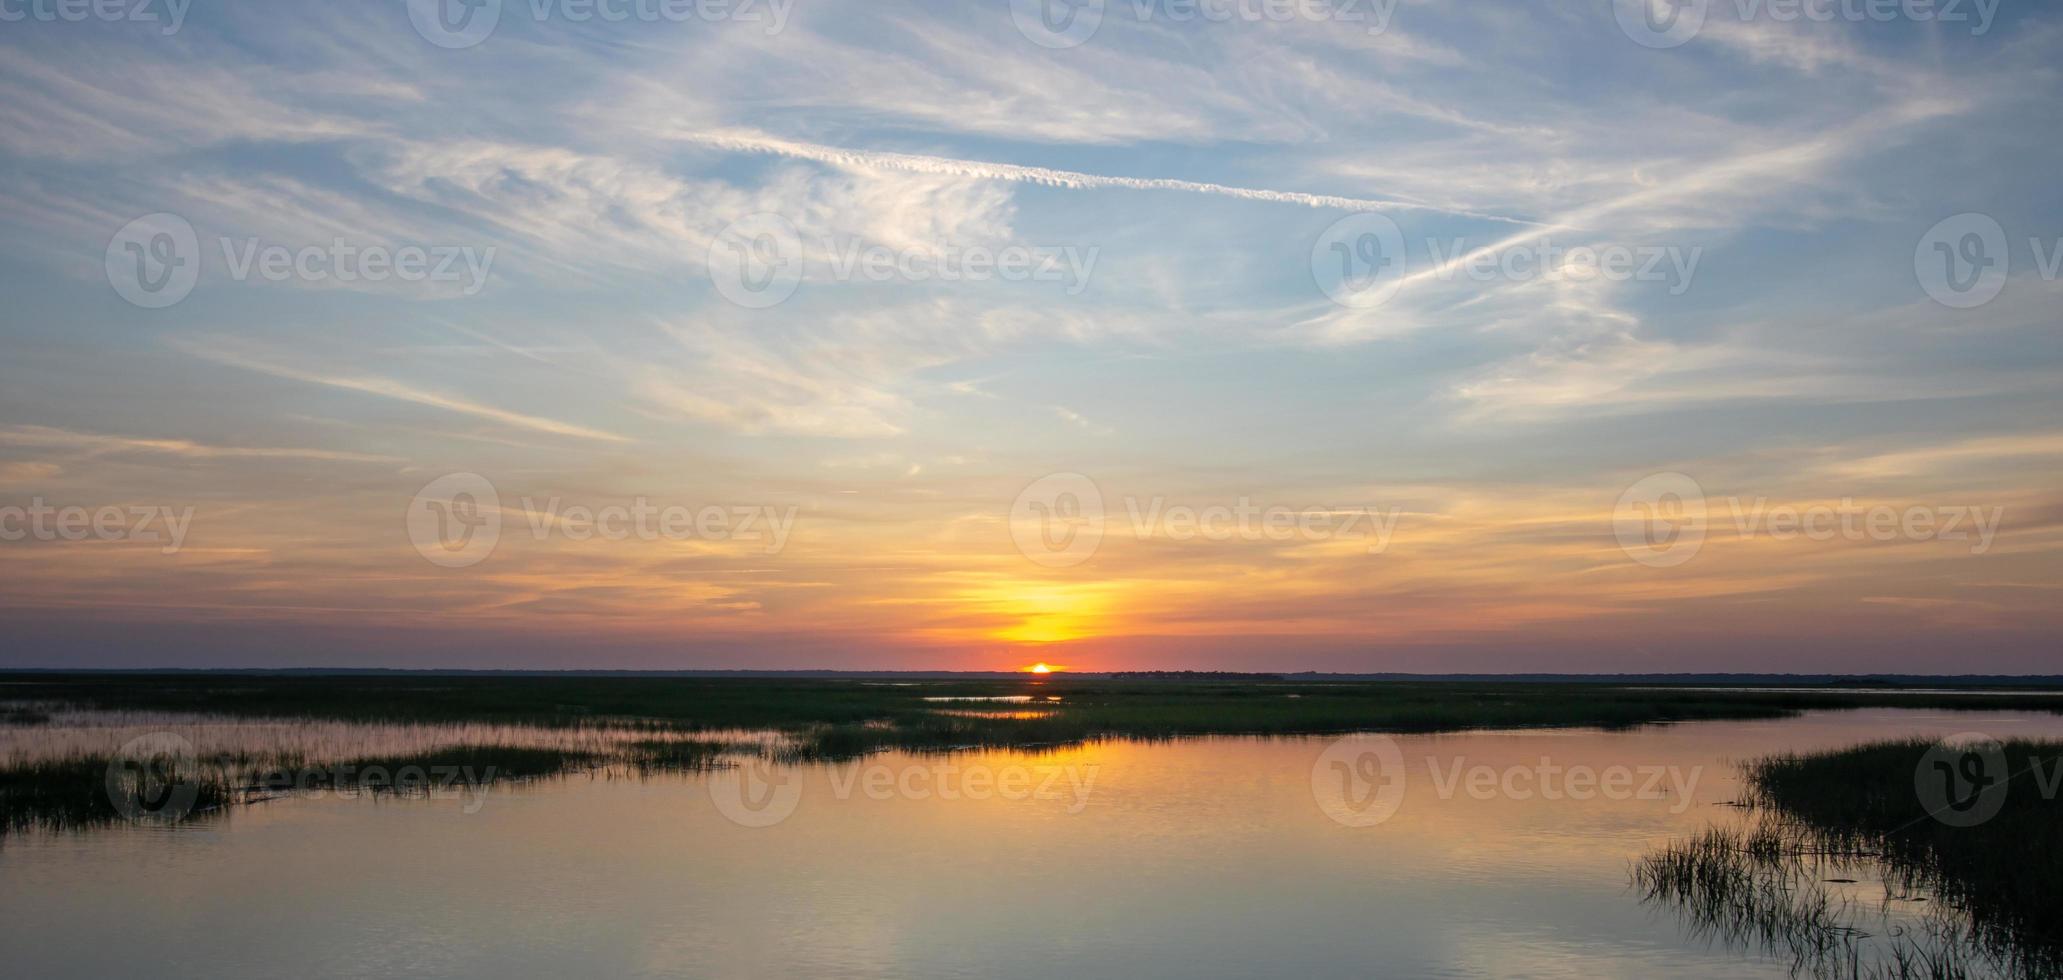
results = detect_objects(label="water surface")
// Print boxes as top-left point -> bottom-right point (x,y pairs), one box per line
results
5,708 -> 2060,978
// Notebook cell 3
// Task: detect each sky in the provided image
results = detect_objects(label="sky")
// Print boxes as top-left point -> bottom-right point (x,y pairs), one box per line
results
1,0 -> 2059,672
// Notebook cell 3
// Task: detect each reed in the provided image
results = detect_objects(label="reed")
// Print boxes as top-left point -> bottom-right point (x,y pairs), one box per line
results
8,673 -> 2061,741
1635,737 -> 2063,979
0,752 -> 231,835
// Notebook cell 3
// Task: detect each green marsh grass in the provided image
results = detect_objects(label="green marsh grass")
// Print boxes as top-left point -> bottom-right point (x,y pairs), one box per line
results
1636,738 -> 2063,979
11,673 -> 2062,741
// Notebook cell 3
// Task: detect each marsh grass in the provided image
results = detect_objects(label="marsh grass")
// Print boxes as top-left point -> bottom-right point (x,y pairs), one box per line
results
12,673 -> 2062,742
0,744 -> 608,837
1633,822 -> 1940,977
1635,738 -> 2063,979
1747,739 -> 2063,976
11,676 -> 2063,841
1,733 -> 775,835
0,705 -> 52,726
622,738 -> 736,772
242,745 -> 605,795
0,753 -> 231,835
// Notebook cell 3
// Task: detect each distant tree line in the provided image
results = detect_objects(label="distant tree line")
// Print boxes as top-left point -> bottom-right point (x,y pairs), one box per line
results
1106,671 -> 1285,681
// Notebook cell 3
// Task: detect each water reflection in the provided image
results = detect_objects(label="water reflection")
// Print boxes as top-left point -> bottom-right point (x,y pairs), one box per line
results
1636,816 -> 2007,979
2,709 -> 2060,979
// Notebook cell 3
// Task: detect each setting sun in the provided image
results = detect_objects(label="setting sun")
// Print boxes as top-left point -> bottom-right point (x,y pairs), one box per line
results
1027,663 -> 1058,674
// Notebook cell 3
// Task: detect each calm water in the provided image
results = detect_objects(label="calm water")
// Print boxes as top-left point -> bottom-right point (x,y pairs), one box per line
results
5,708 -> 2060,979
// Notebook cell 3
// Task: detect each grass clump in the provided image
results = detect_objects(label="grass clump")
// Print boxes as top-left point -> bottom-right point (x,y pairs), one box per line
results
623,738 -> 735,772
1,705 -> 53,726
1747,738 -> 2063,975
243,745 -> 603,795
1636,738 -> 2063,979
1,753 -> 230,835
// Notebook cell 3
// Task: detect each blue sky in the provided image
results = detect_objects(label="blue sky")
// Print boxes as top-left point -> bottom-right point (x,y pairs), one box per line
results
1,0 -> 2059,670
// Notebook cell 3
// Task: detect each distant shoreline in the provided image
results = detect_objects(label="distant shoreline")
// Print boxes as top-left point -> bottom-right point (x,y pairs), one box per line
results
5,667 -> 2063,687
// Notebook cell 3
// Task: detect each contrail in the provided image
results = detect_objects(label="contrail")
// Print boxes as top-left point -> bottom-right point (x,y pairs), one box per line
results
679,129 -> 1540,226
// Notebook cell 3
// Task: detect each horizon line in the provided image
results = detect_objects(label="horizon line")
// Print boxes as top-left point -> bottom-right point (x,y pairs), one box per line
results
6,667 -> 2063,684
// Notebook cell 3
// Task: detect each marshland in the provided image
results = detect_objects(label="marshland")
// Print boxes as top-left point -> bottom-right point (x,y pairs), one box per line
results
9,672 -> 2063,833
6,675 -> 2063,978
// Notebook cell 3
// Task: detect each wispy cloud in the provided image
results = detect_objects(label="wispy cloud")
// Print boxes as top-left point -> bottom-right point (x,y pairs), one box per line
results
3,3 -> 2060,669
0,425 -> 399,463
675,129 -> 1542,225
1823,434 -> 2063,481
182,345 -> 630,444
